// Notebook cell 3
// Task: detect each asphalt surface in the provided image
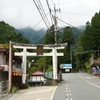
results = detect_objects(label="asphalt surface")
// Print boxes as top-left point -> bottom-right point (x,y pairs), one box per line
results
1,72 -> 100,100
53,72 -> 100,100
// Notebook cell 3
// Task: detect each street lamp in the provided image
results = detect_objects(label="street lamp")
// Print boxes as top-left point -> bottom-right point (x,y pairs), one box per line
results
28,60 -> 34,68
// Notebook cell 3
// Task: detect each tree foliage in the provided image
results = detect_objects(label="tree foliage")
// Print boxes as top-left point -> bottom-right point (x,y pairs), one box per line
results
0,21 -> 30,44
62,26 -> 75,45
61,26 -> 75,63
43,25 -> 59,44
76,11 -> 100,71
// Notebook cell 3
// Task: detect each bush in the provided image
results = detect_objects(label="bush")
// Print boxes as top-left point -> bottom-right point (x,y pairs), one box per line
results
11,86 -> 17,93
84,62 -> 91,74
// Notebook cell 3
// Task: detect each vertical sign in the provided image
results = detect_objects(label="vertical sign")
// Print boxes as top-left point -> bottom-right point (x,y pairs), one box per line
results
37,45 -> 43,55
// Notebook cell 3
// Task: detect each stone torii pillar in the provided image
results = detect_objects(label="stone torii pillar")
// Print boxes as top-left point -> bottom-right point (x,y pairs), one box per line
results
52,47 -> 57,80
22,48 -> 27,84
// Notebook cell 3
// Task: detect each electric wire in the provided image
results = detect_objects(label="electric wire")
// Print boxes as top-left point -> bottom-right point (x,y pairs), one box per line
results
51,0 -> 54,4
76,50 -> 100,54
58,0 -> 81,5
46,0 -> 54,25
33,0 -> 51,30
33,12 -> 49,29
14,12 -> 49,43
38,0 -> 50,27
57,17 -> 84,32
38,0 -> 51,29
61,12 -> 93,16
56,0 -> 63,20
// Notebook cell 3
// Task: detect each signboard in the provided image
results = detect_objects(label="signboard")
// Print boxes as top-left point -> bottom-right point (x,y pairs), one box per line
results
60,64 -> 72,69
37,45 -> 43,55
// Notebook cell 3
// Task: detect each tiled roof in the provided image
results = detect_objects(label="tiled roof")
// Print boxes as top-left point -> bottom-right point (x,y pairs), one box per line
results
0,45 -> 5,48
0,45 -> 6,52
0,66 -> 4,70
31,70 -> 44,76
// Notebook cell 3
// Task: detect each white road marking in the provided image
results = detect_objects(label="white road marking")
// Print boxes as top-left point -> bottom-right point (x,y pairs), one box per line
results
66,90 -> 68,92
66,84 -> 73,100
66,93 -> 69,96
85,77 -> 92,79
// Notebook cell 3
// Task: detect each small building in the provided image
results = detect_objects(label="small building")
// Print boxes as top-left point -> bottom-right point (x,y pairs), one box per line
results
91,58 -> 100,75
28,71 -> 45,86
0,45 -> 22,92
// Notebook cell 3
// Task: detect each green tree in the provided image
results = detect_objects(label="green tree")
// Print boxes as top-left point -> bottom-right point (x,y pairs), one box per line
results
43,25 -> 59,44
61,26 -> 75,63
0,21 -> 30,44
76,11 -> 100,72
62,26 -> 75,45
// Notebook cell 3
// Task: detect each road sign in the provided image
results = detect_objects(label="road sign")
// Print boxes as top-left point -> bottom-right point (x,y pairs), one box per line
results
60,64 -> 72,69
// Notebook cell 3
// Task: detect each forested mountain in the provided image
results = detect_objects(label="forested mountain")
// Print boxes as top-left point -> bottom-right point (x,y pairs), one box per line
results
0,20 -> 83,45
0,21 -> 30,44
15,27 -> 46,44
57,26 -> 84,47
15,26 -> 83,45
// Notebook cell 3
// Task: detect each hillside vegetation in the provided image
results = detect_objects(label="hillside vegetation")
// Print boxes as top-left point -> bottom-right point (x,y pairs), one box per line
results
0,21 -> 30,44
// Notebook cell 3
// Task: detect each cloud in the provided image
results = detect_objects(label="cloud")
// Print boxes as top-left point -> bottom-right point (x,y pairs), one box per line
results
0,0 -> 100,30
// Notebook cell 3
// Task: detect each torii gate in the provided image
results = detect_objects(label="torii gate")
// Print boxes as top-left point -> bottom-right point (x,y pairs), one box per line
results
9,42 -> 67,90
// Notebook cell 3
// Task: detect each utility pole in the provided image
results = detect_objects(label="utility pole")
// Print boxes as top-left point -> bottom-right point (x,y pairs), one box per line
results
52,4 -> 59,84
54,4 -> 57,44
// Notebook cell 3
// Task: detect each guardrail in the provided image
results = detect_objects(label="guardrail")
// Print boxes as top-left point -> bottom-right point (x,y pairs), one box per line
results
0,80 -> 9,97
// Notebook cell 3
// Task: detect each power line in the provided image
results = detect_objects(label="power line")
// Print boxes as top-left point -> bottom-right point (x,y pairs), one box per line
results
56,0 -> 63,20
76,50 -> 100,54
57,17 -> 84,32
32,12 -> 49,29
33,0 -> 51,30
33,19 -> 42,29
46,0 -> 54,25
61,12 -> 93,16
58,0 -> 81,5
15,13 -> 49,43
51,0 -> 54,5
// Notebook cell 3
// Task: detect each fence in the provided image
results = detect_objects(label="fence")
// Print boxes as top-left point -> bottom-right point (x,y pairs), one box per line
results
0,80 -> 9,97
45,71 -> 53,79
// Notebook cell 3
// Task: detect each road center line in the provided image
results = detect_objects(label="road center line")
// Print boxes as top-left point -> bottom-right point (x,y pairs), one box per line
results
79,73 -> 100,89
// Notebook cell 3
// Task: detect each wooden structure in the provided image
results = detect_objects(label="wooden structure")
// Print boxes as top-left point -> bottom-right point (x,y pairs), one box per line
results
28,71 -> 45,86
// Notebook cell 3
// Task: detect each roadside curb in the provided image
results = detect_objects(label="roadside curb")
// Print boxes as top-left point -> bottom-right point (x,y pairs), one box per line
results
49,86 -> 57,100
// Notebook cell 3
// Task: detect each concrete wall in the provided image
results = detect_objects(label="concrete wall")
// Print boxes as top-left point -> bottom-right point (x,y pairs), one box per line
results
0,53 -> 4,65
0,71 -> 8,82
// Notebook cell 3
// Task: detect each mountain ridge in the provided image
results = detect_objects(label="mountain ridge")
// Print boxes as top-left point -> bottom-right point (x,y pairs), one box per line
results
15,25 -> 85,45
15,27 -> 46,44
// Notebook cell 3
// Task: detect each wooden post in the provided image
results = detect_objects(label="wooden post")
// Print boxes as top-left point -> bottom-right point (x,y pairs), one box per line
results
8,41 -> 12,92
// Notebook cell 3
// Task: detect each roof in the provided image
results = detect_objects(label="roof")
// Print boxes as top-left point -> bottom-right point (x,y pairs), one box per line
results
0,66 -> 4,70
31,71 -> 44,76
0,45 -> 6,52
0,45 -> 5,48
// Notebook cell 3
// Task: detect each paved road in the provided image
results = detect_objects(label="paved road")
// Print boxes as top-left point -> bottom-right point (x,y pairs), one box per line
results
0,86 -> 57,100
53,72 -> 100,100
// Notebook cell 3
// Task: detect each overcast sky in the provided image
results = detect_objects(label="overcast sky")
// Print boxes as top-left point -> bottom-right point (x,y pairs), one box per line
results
0,0 -> 100,30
